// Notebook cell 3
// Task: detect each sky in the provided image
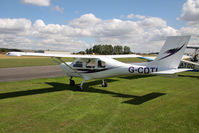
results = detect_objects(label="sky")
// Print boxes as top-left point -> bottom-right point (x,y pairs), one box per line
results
0,0 -> 199,53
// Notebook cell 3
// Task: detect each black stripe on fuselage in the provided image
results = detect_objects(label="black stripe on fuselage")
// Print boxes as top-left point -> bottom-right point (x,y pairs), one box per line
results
76,67 -> 115,73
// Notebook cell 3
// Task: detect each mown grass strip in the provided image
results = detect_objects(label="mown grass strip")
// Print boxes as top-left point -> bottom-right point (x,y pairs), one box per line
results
0,72 -> 198,133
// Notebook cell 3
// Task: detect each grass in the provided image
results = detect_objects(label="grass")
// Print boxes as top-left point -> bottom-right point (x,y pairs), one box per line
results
0,53 -> 146,68
0,72 -> 198,133
0,56 -> 75,68
116,57 -> 146,63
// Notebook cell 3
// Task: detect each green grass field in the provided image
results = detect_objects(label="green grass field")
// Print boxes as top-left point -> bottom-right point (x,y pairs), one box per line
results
0,57 -> 75,68
0,72 -> 198,133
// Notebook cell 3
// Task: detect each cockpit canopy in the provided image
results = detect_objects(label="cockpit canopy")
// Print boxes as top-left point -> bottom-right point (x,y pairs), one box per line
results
72,58 -> 106,69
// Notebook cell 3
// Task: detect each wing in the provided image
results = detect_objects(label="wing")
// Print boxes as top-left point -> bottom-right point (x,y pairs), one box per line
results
6,52 -> 141,58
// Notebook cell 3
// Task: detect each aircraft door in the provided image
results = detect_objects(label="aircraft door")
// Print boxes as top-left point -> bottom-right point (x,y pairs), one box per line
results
97,59 -> 106,68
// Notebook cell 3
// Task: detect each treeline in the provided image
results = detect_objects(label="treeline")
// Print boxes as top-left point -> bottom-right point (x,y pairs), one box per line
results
85,45 -> 131,55
0,48 -> 22,53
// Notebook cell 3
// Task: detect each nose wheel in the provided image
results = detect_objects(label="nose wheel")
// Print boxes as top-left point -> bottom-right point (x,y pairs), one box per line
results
102,80 -> 108,87
69,77 -> 75,86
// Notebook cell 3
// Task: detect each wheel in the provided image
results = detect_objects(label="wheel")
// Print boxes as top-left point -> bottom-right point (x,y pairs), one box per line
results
79,79 -> 86,91
104,81 -> 107,87
70,79 -> 75,86
102,80 -> 108,87
79,85 -> 84,91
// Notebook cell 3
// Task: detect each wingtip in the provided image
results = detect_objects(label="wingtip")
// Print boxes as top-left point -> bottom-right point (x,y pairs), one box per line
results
6,52 -> 22,56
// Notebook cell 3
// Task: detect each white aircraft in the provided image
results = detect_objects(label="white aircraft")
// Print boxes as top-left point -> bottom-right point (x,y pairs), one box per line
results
187,45 -> 199,62
178,59 -> 199,72
179,45 -> 199,72
7,36 -> 191,90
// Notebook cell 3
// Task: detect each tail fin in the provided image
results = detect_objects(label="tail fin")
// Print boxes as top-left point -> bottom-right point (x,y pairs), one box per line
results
148,36 -> 191,69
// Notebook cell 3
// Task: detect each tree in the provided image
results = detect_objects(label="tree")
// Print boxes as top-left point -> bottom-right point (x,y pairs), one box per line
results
113,45 -> 119,54
93,45 -> 102,54
85,48 -> 89,54
88,48 -> 93,54
113,45 -> 123,54
123,46 -> 131,54
84,44 -> 131,55
118,46 -> 123,54
107,45 -> 113,54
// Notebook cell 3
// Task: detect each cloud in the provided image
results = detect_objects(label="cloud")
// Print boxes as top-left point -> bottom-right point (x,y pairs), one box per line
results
21,0 -> 64,14
127,13 -> 146,19
135,15 -> 146,19
127,14 -> 134,19
178,0 -> 199,25
69,14 -> 101,29
0,18 -> 31,35
0,18 -> 31,30
177,0 -> 199,47
51,5 -> 64,13
0,13 -> 198,53
21,0 -> 50,7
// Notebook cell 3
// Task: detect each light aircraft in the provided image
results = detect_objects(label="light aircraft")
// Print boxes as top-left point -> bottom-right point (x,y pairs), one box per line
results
187,45 -> 199,62
7,36 -> 191,90
179,45 -> 199,72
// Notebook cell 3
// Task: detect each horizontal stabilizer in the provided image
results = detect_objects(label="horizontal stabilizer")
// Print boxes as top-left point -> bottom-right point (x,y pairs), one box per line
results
139,55 -> 191,61
138,56 -> 156,61
152,68 -> 191,75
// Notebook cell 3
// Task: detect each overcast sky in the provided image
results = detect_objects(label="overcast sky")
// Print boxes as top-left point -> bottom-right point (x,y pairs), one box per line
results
0,0 -> 199,53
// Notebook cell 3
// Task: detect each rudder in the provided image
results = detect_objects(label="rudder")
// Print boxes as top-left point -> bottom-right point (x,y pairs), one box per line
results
147,36 -> 191,69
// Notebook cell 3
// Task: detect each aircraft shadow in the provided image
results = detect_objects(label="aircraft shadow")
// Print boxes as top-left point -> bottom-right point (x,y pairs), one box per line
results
0,84 -> 68,100
79,82 -> 165,105
84,79 -> 118,86
122,92 -> 165,105
0,80 -> 165,105
0,79 -> 117,100
178,74 -> 199,79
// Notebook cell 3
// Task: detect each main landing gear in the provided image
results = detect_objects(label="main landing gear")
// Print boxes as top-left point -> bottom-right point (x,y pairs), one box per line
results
69,78 -> 108,90
69,77 -> 85,91
102,79 -> 108,87
80,80 -> 86,91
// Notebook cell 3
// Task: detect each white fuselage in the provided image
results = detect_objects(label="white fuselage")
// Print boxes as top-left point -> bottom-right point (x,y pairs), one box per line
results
59,59 -> 160,80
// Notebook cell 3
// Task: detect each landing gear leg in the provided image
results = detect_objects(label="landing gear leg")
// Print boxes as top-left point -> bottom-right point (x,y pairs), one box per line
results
80,79 -> 86,91
102,79 -> 108,87
69,77 -> 75,86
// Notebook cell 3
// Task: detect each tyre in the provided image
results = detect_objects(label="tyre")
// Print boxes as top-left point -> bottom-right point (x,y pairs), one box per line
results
70,80 -> 75,86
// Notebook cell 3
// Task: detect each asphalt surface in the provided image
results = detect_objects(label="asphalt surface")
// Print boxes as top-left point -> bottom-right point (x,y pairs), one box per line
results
0,65 -> 65,82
